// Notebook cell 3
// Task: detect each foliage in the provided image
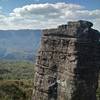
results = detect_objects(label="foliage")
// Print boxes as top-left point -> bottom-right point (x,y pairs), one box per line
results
96,86 -> 100,100
0,60 -> 34,80
0,60 -> 34,100
0,80 -> 33,100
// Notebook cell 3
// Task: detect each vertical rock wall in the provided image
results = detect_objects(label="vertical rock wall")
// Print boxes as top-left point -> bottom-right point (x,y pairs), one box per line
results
32,20 -> 100,100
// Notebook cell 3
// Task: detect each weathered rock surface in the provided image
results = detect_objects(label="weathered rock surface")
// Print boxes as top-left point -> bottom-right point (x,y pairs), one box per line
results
32,20 -> 100,100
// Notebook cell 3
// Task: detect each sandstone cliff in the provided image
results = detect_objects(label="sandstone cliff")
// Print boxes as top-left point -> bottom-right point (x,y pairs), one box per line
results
32,20 -> 100,100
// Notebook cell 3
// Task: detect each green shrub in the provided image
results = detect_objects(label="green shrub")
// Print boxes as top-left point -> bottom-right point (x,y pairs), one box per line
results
0,80 -> 33,100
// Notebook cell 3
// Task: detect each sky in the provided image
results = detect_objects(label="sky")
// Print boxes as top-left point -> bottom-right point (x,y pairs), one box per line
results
0,0 -> 100,30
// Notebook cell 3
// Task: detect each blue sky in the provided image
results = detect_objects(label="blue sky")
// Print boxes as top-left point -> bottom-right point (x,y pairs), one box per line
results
0,0 -> 100,30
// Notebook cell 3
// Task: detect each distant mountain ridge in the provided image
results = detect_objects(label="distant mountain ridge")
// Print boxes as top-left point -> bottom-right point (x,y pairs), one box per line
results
0,29 -> 41,61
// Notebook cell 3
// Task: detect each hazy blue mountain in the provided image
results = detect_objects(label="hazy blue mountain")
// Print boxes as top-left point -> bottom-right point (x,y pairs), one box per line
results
0,30 -> 41,61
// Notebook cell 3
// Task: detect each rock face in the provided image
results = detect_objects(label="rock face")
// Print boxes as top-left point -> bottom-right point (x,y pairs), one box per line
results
32,20 -> 100,100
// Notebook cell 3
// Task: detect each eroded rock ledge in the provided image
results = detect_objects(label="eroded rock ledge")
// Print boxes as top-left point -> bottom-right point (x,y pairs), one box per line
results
32,20 -> 100,100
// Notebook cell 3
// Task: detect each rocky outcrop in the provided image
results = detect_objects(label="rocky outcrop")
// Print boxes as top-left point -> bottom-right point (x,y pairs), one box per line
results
32,20 -> 100,100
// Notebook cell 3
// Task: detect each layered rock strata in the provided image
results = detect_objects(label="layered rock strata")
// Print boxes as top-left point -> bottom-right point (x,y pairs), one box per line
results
32,20 -> 100,100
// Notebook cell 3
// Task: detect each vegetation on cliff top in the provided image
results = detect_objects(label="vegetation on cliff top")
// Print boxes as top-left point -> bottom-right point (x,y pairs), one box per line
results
0,60 -> 34,100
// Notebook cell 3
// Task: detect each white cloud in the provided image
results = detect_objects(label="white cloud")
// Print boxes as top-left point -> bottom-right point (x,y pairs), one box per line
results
0,2 -> 100,30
